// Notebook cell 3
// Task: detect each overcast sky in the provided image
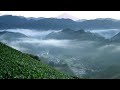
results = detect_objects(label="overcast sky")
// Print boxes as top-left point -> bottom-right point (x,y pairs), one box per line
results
0,11 -> 120,20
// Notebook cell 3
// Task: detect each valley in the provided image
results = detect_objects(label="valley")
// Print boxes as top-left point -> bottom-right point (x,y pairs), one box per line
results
1,14 -> 120,79
1,28 -> 120,79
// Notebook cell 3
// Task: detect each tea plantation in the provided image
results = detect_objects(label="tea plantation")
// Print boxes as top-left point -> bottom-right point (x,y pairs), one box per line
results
0,42 -> 73,79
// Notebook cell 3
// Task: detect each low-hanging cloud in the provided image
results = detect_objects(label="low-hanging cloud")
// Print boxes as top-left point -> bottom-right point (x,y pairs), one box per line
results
0,29 -> 62,38
1,29 -> 120,78
87,29 -> 120,39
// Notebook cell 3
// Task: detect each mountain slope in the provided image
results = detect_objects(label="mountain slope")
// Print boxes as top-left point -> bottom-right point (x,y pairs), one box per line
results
45,28 -> 105,41
111,32 -> 120,42
0,31 -> 27,43
0,42 -> 73,79
0,31 -> 27,38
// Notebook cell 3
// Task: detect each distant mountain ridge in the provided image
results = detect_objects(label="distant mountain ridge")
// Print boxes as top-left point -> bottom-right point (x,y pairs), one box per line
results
0,31 -> 27,42
0,15 -> 120,30
45,28 -> 105,41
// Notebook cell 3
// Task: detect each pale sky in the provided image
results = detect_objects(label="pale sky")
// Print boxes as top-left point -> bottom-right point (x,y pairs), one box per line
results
0,11 -> 120,20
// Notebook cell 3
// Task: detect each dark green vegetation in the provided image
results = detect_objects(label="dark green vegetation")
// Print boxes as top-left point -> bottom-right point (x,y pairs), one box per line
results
0,42 -> 75,79
25,53 -> 40,61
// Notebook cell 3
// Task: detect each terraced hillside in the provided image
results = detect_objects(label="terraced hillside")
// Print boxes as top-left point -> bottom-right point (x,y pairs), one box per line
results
0,42 -> 73,79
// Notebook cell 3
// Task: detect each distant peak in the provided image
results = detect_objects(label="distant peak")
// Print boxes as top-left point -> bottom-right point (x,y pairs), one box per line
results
57,13 -> 79,21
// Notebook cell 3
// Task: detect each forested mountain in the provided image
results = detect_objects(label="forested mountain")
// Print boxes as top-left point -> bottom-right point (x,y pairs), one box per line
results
45,28 -> 105,41
0,31 -> 27,41
0,15 -> 120,30
111,32 -> 120,42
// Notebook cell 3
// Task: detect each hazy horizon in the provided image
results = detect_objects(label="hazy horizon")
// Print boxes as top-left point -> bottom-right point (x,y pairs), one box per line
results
1,11 -> 120,20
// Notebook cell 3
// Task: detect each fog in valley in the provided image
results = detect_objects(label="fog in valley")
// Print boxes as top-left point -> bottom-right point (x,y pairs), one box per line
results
87,29 -> 120,39
1,29 -> 120,79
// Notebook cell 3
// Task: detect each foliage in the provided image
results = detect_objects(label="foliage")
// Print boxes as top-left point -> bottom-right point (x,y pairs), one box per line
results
0,42 -> 73,79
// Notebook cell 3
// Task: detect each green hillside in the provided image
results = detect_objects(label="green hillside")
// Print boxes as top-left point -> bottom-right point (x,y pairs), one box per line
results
0,42 -> 73,79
